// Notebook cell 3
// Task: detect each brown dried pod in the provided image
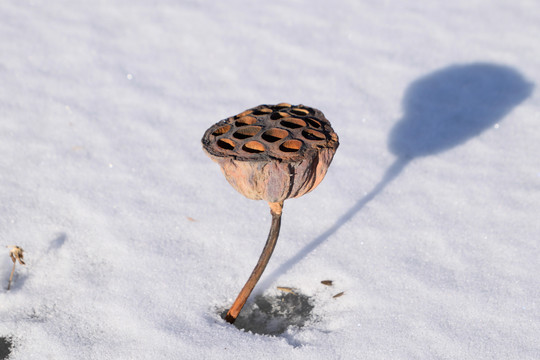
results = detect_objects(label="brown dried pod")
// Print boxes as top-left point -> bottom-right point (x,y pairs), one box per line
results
202,104 -> 338,203
202,103 -> 339,323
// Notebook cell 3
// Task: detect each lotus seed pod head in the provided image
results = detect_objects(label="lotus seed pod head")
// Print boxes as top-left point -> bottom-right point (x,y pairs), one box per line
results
202,104 -> 339,203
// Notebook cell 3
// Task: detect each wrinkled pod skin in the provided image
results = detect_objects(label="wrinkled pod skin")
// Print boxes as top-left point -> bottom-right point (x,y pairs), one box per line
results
202,103 -> 339,202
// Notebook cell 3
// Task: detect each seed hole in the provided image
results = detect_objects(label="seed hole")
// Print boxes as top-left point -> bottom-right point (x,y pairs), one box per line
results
217,138 -> 235,150
253,108 -> 272,115
270,112 -> 288,120
302,129 -> 326,141
279,139 -> 303,152
276,102 -> 292,109
261,128 -> 289,143
233,126 -> 261,139
235,116 -> 257,126
243,141 -> 265,153
235,110 -> 253,119
305,118 -> 321,128
280,118 -> 307,129
212,125 -> 231,136
290,108 -> 309,116
234,110 -> 253,119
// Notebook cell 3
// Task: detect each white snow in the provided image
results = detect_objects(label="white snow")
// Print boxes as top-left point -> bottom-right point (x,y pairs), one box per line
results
1,1 -> 539,359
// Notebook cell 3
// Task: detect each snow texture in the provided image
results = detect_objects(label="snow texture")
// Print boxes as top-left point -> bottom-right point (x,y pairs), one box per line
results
1,1 -> 539,359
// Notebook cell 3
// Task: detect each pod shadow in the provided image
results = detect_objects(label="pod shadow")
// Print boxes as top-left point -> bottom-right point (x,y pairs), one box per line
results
261,63 -> 533,287
390,63 -> 534,158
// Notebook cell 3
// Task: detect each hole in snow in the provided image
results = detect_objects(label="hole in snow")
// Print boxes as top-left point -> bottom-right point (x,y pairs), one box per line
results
219,292 -> 314,336
0,336 -> 13,360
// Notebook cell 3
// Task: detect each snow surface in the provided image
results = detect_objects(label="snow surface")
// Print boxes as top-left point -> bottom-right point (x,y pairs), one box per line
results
1,0 -> 539,359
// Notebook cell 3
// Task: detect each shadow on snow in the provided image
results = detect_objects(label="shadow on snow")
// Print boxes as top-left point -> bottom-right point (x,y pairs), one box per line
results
261,62 -> 534,290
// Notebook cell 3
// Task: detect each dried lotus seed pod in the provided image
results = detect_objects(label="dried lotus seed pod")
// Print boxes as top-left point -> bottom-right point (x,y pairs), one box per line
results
201,103 -> 339,324
201,104 -> 339,203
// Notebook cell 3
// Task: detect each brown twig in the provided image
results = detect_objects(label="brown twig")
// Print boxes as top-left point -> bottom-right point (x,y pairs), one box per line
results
225,202 -> 283,324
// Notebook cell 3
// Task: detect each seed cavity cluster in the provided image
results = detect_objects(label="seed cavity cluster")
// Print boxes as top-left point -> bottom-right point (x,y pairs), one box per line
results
204,103 -> 332,160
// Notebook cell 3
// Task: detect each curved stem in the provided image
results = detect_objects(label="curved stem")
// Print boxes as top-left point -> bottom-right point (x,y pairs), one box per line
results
225,201 -> 283,324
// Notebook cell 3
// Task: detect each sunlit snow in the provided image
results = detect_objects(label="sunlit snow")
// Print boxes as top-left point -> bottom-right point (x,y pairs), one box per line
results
1,1 -> 539,359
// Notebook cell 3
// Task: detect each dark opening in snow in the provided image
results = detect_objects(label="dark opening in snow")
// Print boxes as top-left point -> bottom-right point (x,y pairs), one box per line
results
220,292 -> 314,336
0,336 -> 12,360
